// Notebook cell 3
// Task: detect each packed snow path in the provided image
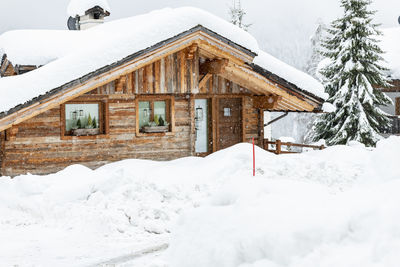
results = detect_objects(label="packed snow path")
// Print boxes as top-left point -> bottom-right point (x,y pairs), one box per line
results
0,137 -> 400,266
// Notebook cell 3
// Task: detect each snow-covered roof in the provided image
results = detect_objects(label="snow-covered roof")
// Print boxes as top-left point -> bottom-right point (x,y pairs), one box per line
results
380,27 -> 400,80
254,51 -> 328,100
67,0 -> 111,17
0,7 -> 325,115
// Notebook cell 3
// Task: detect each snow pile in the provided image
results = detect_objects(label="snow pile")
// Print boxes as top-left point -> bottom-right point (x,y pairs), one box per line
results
254,51 -> 328,99
380,27 -> 400,79
67,0 -> 111,17
1,137 -> 400,265
167,137 -> 400,267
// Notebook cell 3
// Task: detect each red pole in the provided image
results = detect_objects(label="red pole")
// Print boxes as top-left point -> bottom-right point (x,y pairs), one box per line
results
252,138 -> 255,176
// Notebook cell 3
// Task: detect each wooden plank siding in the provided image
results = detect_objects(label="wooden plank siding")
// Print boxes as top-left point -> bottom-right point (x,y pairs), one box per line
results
0,48 -> 263,176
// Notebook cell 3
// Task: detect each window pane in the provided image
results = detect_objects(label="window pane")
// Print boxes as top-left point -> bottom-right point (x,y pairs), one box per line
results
65,104 -> 99,131
139,101 -> 150,128
154,101 -> 166,125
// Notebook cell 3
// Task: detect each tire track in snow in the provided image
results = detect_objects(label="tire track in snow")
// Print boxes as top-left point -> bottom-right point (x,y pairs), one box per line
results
88,243 -> 168,266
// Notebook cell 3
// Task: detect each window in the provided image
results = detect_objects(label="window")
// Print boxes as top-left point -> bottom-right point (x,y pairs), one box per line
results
136,97 -> 174,134
62,102 -> 107,137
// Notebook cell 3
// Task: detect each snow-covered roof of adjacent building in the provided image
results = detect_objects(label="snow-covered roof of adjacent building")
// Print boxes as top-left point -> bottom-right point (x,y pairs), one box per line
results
380,27 -> 400,80
0,7 -> 326,115
0,30 -> 82,66
67,0 -> 111,17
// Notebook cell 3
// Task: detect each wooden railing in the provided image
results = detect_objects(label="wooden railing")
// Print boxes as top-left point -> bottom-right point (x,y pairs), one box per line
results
387,116 -> 400,135
263,139 -> 325,155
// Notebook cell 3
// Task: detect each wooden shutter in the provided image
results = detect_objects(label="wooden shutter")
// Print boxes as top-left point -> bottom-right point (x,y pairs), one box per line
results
396,97 -> 400,116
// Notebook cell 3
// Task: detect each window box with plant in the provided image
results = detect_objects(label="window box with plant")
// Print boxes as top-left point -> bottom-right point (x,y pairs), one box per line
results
136,97 -> 174,135
63,102 -> 106,137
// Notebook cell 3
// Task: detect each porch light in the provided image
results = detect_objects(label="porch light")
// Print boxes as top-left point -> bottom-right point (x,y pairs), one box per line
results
79,110 -> 84,117
72,111 -> 78,120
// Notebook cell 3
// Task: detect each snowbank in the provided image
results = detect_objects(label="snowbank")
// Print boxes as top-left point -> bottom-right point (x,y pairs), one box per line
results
167,137 -> 400,267
67,0 -> 111,17
1,137 -> 400,265
254,51 -> 328,100
380,27 -> 400,79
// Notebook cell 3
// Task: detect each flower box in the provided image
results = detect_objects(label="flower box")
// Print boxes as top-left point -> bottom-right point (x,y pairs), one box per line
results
142,125 -> 169,133
72,128 -> 100,136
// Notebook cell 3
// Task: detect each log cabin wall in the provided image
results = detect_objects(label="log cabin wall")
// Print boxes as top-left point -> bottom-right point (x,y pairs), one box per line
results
1,48 -> 262,176
0,131 -> 4,176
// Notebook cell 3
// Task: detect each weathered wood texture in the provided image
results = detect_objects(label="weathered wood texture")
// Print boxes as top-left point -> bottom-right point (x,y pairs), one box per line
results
0,131 -> 4,176
0,49 -> 262,176
1,96 -> 193,176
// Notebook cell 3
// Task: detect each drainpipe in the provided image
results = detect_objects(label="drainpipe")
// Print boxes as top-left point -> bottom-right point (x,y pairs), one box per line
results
264,111 -> 289,127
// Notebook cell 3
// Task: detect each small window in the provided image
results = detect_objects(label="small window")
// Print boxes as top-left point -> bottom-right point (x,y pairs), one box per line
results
224,107 -> 231,117
64,103 -> 105,136
138,99 -> 171,133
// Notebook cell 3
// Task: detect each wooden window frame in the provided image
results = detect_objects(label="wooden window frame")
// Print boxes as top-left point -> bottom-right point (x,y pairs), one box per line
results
135,95 -> 175,137
60,99 -> 109,140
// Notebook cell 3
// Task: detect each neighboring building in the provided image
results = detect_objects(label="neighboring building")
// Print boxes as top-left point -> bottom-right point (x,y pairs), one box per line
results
0,6 -> 326,176
379,27 -> 400,135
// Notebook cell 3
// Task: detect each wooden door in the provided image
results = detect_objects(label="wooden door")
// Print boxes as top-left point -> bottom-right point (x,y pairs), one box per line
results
217,98 -> 242,150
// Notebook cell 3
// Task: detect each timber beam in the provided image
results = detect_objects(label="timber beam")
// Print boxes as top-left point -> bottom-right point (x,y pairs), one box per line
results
200,59 -> 228,75
200,60 -> 317,111
253,95 -> 282,110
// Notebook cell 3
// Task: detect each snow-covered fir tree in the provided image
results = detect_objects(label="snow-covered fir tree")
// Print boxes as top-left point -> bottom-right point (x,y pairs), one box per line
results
306,19 -> 326,79
311,0 -> 392,147
229,0 -> 251,31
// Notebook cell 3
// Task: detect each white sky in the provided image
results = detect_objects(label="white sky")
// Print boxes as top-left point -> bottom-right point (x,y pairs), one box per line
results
0,0 -> 398,69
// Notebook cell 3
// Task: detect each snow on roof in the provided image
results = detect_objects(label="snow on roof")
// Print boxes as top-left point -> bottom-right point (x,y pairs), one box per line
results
254,51 -> 328,99
380,27 -> 400,80
0,7 -> 323,115
0,30 -> 82,66
67,0 -> 111,17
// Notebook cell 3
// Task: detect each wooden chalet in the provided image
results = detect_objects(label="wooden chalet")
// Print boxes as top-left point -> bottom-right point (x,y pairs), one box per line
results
378,27 -> 400,135
0,7 -> 325,176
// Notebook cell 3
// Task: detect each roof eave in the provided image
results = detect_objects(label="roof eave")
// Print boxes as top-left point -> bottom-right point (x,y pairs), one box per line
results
249,63 -> 325,111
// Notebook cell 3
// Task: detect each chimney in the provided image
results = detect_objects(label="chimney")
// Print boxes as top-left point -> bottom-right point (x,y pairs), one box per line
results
78,6 -> 110,30
67,0 -> 111,30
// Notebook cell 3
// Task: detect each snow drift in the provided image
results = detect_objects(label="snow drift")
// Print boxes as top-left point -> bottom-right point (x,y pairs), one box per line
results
167,137 -> 400,267
2,137 -> 400,266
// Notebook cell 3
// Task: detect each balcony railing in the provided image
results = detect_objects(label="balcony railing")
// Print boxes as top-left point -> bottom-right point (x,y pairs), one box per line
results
381,116 -> 400,135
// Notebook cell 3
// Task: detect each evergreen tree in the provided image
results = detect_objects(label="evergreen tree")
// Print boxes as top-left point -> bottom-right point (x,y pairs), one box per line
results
87,114 -> 93,128
77,118 -> 82,129
229,0 -> 251,31
311,0 -> 392,147
92,117 -> 97,128
306,18 -> 326,79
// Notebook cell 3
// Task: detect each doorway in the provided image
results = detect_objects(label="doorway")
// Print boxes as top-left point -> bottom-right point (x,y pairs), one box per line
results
217,98 -> 242,150
195,99 -> 209,154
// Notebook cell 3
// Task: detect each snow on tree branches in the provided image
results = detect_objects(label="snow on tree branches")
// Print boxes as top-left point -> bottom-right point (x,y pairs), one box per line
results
229,0 -> 251,31
306,19 -> 327,79
311,0 -> 392,147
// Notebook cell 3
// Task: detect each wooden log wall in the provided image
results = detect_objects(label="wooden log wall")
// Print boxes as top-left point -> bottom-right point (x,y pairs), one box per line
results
0,132 -> 4,176
1,95 -> 192,176
0,48 -> 262,176
243,96 -> 261,144
87,49 -> 251,96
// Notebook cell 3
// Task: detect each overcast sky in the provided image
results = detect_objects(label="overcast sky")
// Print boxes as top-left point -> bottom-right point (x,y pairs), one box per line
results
0,0 -> 398,69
